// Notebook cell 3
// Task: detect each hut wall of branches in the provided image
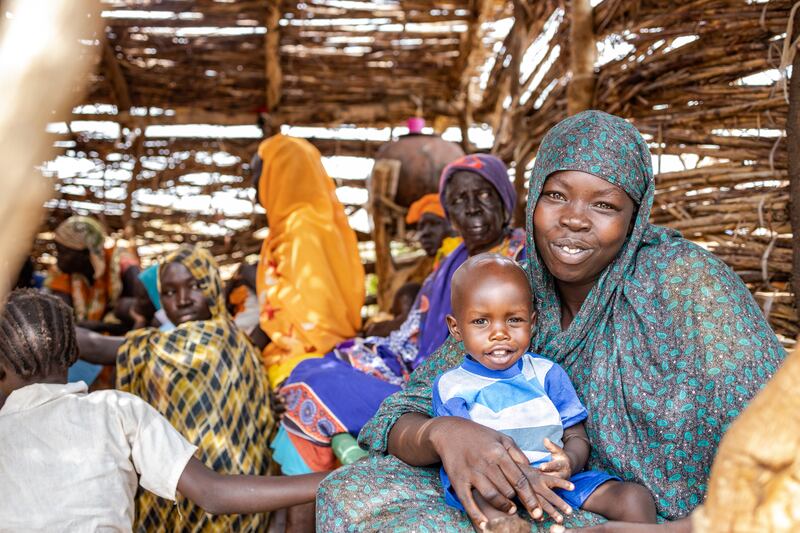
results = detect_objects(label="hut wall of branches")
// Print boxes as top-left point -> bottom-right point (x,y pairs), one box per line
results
483,0 -> 797,341
31,0 -> 798,340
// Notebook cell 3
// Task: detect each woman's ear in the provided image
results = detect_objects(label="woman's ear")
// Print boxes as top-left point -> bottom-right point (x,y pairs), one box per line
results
445,314 -> 462,341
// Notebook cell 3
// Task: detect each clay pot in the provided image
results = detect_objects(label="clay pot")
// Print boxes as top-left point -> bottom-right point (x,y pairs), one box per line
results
374,133 -> 464,208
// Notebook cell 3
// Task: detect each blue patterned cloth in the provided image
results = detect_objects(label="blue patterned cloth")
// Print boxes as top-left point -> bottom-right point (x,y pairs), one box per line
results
316,111 -> 785,532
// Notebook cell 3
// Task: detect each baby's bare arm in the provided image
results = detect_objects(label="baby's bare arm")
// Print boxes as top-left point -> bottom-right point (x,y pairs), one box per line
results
561,423 -> 590,476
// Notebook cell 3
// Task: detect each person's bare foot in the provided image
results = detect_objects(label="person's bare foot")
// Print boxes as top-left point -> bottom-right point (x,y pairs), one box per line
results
484,515 -> 531,533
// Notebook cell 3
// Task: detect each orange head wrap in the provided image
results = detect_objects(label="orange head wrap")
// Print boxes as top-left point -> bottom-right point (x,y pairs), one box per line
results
405,193 -> 445,225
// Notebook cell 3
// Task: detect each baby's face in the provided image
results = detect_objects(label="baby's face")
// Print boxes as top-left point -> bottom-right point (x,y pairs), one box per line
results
448,274 -> 534,371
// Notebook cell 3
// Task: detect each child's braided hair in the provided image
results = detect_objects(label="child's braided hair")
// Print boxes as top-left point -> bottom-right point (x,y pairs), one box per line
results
0,289 -> 77,380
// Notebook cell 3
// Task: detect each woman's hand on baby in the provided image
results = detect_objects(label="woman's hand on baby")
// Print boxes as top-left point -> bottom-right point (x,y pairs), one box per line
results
538,438 -> 573,480
429,417 -> 544,529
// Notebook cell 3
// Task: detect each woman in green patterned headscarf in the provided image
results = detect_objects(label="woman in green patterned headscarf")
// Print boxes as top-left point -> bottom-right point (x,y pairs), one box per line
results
47,215 -> 140,323
315,111 -> 785,531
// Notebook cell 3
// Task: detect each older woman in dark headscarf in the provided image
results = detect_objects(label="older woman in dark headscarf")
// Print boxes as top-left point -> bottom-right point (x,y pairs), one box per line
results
316,111 -> 784,531
273,154 -> 527,475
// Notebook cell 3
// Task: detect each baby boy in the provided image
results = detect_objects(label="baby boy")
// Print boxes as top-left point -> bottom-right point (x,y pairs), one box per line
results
433,254 -> 656,531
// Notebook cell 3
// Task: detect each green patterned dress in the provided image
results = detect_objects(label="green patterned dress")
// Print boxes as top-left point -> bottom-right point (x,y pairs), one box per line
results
317,111 -> 785,532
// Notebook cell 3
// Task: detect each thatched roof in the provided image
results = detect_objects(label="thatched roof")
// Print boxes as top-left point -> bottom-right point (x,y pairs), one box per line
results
44,0 -> 511,263
39,0 -> 798,339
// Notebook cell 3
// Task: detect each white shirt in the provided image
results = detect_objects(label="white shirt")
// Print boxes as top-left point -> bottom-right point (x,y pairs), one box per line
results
0,382 -> 197,532
233,288 -> 261,335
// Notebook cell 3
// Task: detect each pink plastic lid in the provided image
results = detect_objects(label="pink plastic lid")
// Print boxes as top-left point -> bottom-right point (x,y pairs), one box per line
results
407,117 -> 425,134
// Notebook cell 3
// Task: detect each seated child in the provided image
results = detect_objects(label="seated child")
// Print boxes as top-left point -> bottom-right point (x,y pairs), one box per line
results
433,255 -> 656,530
0,289 -> 325,530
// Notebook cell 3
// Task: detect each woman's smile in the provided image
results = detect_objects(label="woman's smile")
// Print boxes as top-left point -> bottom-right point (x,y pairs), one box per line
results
549,238 -> 594,265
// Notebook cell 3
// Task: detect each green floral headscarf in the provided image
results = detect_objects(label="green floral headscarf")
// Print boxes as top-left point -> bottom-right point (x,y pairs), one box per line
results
54,215 -> 107,279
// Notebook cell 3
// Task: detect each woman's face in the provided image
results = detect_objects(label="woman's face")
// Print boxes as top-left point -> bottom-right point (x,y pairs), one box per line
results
533,170 -> 635,290
250,153 -> 264,207
416,213 -> 451,257
160,262 -> 212,325
443,170 -> 506,255
55,242 -> 93,276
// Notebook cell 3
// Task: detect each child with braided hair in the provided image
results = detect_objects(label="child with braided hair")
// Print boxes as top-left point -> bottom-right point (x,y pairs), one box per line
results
0,289 -> 325,531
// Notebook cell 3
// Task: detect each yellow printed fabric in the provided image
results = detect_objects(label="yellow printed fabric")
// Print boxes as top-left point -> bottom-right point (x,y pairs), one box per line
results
256,134 -> 365,387
116,245 -> 274,532
433,236 -> 462,271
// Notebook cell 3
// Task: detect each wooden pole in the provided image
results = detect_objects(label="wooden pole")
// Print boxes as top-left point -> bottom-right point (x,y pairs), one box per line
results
787,30 -> 800,319
369,159 -> 401,311
122,130 -> 144,227
102,39 -> 132,115
567,0 -> 596,115
456,0 -> 490,154
0,0 -> 102,298
265,0 -> 282,112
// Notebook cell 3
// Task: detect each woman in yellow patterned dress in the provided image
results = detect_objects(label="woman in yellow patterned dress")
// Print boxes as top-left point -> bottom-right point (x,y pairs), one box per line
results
81,245 -> 275,532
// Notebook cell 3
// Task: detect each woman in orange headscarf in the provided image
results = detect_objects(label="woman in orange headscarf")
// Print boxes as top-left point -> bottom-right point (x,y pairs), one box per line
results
404,192 -> 461,273
253,134 -> 365,387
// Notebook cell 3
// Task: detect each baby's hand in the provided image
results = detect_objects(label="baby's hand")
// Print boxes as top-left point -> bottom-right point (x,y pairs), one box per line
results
538,438 -> 572,480
516,464 -> 574,524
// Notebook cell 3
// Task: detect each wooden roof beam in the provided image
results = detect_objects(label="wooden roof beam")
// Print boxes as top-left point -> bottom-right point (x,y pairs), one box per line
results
101,39 -> 131,115
455,0 -> 492,96
455,0 -> 493,152
70,98 -> 459,128
265,0 -> 282,112
61,135 -> 384,160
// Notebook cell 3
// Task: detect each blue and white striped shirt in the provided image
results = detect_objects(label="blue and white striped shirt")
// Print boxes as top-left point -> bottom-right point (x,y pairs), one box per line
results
433,352 -> 587,465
